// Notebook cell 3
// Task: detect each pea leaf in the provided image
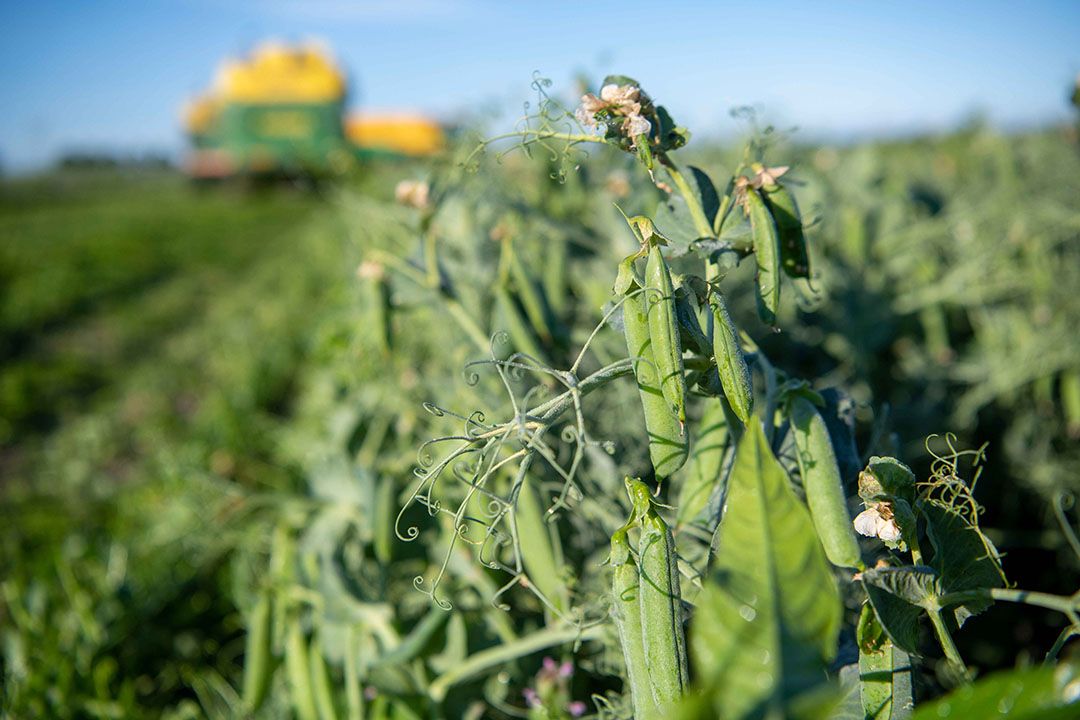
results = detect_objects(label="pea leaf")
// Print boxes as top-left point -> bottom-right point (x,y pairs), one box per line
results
922,501 -> 1006,626
911,661 -> 1080,720
652,165 -> 719,257
860,566 -> 940,655
691,422 -> 842,720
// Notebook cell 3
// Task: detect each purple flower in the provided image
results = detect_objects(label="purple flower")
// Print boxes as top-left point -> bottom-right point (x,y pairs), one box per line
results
568,701 -> 587,717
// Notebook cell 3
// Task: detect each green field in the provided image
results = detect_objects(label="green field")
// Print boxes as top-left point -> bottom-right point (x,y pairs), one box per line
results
2,118 -> 1079,719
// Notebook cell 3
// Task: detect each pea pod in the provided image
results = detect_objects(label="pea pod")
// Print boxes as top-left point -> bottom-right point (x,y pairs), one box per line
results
373,475 -> 394,566
610,527 -> 661,720
676,399 -> 730,528
359,261 -> 391,355
857,603 -> 913,719
544,232 -> 568,315
622,288 -> 688,478
1061,369 -> 1080,434
515,478 -> 569,613
310,633 -> 339,720
285,616 -> 319,720
709,293 -> 754,424
645,243 -> 687,424
673,285 -> 710,356
241,589 -> 274,713
509,248 -> 556,344
493,284 -> 547,363
790,396 -> 863,569
627,478 -> 688,709
745,187 -> 781,326
762,182 -> 810,279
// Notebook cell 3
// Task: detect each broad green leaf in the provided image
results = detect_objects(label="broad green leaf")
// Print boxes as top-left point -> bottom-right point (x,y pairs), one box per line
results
688,166 -> 720,223
691,422 -> 842,720
922,501 -> 1006,626
653,165 -> 719,257
911,660 -> 1080,720
653,193 -> 701,256
860,566 -> 938,655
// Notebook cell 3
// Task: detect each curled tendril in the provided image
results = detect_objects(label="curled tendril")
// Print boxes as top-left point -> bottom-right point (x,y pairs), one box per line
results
1053,492 -> 1080,565
920,433 -> 989,527
403,316 -> 635,612
560,424 -> 581,444
422,401 -> 446,417
413,575 -> 453,611
466,410 -> 489,435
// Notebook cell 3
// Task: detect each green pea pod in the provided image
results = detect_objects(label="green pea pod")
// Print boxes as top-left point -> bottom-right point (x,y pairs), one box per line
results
645,243 -> 687,424
790,397 -> 863,569
344,626 -> 363,720
623,288 -> 688,478
544,233 -> 568,316
676,398 -> 730,529
857,603 -> 913,719
515,478 -> 569,613
746,187 -> 781,326
509,248 -> 555,344
762,183 -> 810,279
674,285 -> 710,356
358,262 -> 391,355
285,616 -> 319,720
637,502 -> 688,709
610,527 -> 661,720
374,475 -> 394,566
709,293 -> 754,424
241,589 -> 274,713
310,633 -> 339,720
1061,369 -> 1080,434
493,284 -> 547,363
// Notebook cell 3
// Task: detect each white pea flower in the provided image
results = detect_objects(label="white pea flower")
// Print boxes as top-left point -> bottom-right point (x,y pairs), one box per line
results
749,165 -> 790,189
576,84 -> 645,130
853,503 -> 902,543
624,113 -> 652,139
578,92 -> 607,115
356,260 -> 385,281
575,105 -> 598,129
394,179 -> 430,210
599,84 -> 642,115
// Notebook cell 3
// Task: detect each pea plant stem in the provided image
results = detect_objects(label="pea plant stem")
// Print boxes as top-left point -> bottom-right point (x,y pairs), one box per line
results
714,156 -> 749,238
909,535 -> 969,678
427,623 -> 605,702
939,588 -> 1080,620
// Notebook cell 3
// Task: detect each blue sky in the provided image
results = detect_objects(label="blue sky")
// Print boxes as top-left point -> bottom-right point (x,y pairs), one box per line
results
1,0 -> 1078,171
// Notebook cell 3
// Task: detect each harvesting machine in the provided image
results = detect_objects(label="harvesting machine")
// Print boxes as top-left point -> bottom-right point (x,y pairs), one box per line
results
183,42 -> 445,178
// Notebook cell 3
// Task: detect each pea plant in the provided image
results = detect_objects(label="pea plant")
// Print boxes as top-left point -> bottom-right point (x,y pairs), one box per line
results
369,78 -> 1080,720
354,78 -> 1080,719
